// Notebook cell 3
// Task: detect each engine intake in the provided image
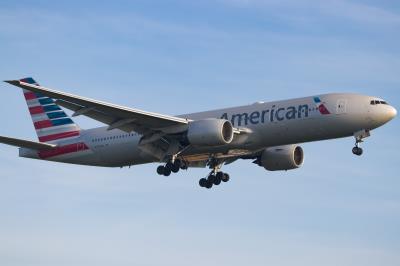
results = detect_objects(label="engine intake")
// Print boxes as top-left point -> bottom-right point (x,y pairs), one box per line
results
187,119 -> 234,146
259,145 -> 304,171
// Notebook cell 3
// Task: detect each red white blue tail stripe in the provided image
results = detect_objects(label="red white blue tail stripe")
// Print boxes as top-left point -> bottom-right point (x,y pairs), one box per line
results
20,77 -> 81,143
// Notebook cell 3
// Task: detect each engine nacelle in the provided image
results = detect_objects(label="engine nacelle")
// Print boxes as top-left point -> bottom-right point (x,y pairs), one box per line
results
187,119 -> 234,146
259,145 -> 304,171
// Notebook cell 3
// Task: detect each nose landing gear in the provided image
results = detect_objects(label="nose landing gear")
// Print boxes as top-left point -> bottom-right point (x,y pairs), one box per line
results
352,129 -> 370,156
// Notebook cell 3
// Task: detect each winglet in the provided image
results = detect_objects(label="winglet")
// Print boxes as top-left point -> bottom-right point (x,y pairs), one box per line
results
4,80 -> 20,86
5,77 -> 39,87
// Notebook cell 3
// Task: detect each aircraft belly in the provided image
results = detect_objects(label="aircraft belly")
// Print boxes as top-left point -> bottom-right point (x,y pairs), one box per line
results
44,149 -> 101,165
254,115 -> 357,147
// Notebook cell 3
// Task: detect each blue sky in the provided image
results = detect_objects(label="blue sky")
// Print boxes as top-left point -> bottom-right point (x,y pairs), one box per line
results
0,0 -> 399,265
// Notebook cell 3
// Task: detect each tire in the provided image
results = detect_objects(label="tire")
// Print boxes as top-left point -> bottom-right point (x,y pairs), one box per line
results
166,162 -> 174,170
199,178 -> 208,187
163,167 -> 172,176
157,166 -> 165,175
207,174 -> 216,184
171,164 -> 180,173
352,147 -> 363,156
216,172 -> 224,179
214,172 -> 223,185
222,173 -> 230,182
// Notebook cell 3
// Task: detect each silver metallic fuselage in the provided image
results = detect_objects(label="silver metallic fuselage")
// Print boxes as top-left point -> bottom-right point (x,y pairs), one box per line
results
19,93 -> 397,167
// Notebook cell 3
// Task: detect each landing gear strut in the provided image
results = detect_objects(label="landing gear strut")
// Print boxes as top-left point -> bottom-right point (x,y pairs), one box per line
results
352,129 -> 370,156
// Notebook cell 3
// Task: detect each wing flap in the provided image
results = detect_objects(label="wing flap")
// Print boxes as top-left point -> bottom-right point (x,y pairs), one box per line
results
0,135 -> 56,150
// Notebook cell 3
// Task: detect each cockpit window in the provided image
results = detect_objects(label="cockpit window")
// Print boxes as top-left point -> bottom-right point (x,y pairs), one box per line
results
370,100 -> 388,105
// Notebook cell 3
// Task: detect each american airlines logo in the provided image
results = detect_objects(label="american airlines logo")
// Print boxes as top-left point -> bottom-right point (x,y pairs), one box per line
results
221,97 -> 331,127
313,97 -> 331,115
221,104 -> 310,127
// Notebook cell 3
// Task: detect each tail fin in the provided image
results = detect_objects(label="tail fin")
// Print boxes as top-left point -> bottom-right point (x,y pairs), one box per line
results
20,77 -> 81,143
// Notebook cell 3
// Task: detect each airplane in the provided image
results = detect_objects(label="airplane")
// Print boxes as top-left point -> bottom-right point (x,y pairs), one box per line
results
0,77 -> 397,189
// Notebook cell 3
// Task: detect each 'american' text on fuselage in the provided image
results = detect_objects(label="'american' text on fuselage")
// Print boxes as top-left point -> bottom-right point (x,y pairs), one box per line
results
221,104 -> 309,126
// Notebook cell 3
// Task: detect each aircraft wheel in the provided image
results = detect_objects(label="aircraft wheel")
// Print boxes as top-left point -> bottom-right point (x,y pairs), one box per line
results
157,165 -> 165,175
207,174 -> 216,184
166,162 -> 173,170
352,147 -> 363,156
216,171 -> 224,179
199,178 -> 208,187
171,164 -> 180,173
214,177 -> 221,185
163,167 -> 172,176
222,173 -> 230,182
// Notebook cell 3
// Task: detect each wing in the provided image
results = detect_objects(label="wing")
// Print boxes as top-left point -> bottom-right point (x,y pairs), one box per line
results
0,135 -> 56,150
4,80 -> 189,136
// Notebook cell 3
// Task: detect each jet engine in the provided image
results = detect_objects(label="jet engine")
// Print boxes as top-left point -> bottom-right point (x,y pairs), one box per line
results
258,145 -> 304,171
187,119 -> 234,146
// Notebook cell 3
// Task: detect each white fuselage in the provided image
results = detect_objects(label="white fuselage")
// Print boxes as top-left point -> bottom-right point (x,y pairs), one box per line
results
19,93 -> 396,167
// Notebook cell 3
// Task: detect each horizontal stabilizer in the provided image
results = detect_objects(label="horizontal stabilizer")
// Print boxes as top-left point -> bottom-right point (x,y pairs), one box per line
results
0,135 -> 56,150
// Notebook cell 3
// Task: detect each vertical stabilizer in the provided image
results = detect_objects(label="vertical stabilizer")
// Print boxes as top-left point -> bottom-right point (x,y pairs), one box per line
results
20,77 -> 81,143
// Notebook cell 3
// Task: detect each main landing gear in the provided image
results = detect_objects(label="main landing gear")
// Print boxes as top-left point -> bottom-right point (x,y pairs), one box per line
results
198,158 -> 230,189
157,156 -> 229,189
156,156 -> 231,189
199,171 -> 230,189
352,129 -> 370,156
156,159 -> 188,176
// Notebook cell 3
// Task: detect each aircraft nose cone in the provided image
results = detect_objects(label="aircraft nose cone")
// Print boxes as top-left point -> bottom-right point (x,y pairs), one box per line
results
370,105 -> 397,127
388,106 -> 397,120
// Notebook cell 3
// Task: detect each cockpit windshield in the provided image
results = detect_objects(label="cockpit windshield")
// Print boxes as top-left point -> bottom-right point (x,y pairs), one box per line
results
370,100 -> 388,105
